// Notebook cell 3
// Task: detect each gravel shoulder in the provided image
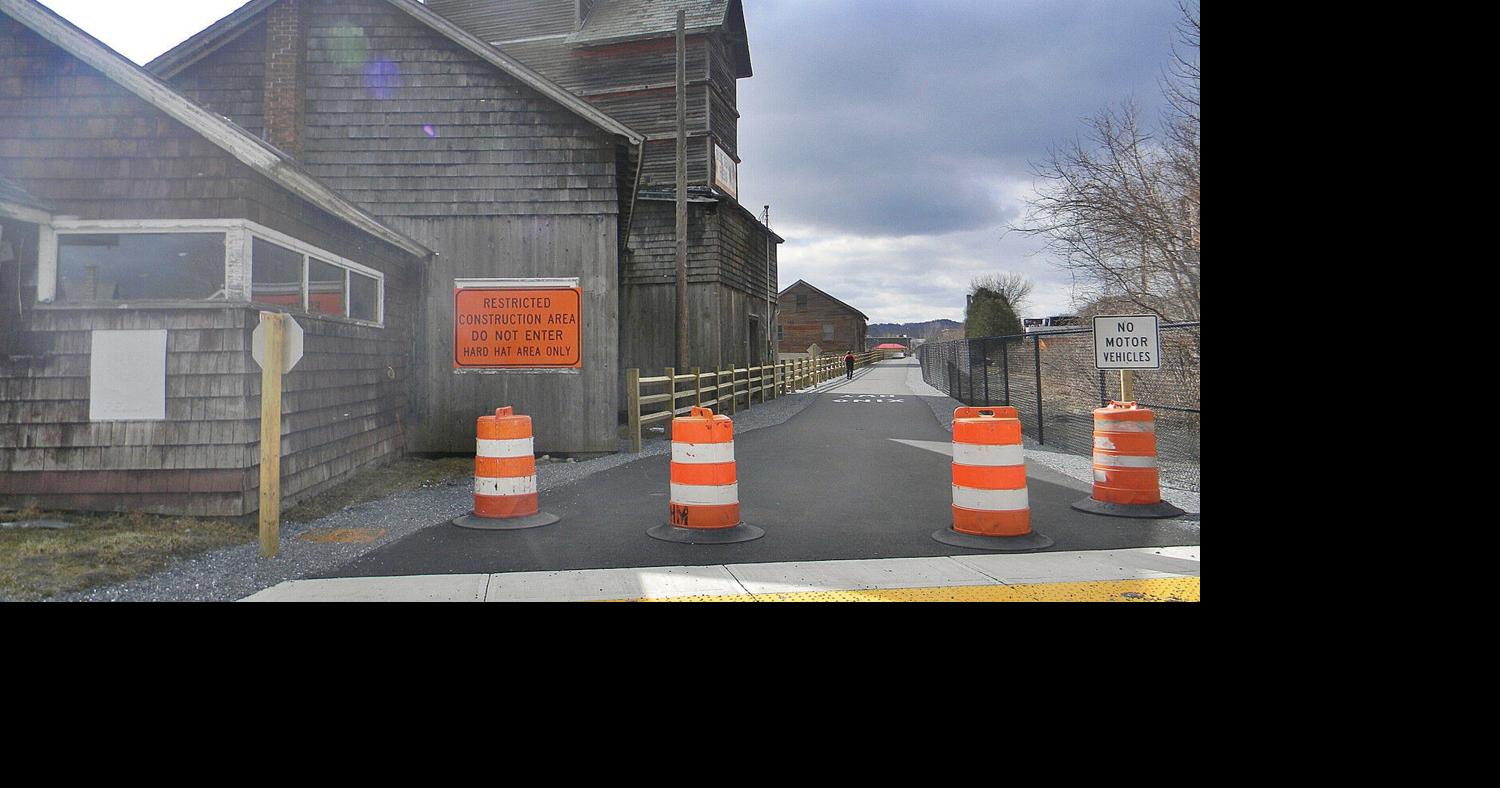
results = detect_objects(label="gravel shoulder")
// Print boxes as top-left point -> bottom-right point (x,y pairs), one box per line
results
52,377 -> 842,602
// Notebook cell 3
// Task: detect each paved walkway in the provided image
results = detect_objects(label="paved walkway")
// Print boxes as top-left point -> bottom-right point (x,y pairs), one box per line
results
247,359 -> 1199,601
243,546 -> 1199,602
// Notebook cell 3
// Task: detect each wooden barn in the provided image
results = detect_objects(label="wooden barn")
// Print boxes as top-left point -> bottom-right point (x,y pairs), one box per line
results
424,0 -> 783,375
0,0 -> 430,515
149,0 -> 648,455
3,0 -> 785,516
776,280 -> 868,358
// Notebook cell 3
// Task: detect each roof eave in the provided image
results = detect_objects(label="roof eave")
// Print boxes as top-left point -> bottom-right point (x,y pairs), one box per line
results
1,0 -> 430,260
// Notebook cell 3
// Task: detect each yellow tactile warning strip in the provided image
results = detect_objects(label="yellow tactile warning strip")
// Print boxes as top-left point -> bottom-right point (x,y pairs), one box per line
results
607,577 -> 1199,603
298,528 -> 388,544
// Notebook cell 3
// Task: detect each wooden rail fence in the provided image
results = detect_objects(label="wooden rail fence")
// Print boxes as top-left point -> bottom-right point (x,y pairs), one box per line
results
626,351 -> 887,452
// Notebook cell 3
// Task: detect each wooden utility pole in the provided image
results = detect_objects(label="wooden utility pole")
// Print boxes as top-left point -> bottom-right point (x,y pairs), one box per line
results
258,311 -> 285,558
674,10 -> 689,369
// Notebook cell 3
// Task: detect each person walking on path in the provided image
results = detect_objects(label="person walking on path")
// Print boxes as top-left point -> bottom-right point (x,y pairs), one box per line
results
844,350 -> 856,380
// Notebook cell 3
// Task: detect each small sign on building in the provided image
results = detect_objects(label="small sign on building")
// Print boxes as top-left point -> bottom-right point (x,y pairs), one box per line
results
454,278 -> 582,371
1094,315 -> 1161,370
713,143 -> 739,200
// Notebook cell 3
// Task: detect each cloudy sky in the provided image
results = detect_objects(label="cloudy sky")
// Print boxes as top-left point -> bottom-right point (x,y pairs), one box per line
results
39,0 -> 1185,324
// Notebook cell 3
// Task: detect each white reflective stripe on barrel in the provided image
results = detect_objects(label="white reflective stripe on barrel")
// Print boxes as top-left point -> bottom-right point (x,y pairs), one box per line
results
1094,419 -> 1154,432
952,443 -> 1024,467
477,437 -> 534,458
952,485 -> 1029,512
672,441 -> 735,464
669,482 -> 739,506
1093,453 -> 1157,468
475,475 -> 538,496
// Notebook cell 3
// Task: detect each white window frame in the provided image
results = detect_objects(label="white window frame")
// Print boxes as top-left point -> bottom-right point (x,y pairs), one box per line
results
43,218 -> 385,327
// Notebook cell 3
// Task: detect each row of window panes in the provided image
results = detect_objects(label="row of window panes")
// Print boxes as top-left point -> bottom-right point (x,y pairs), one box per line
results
251,237 -> 379,322
251,238 -> 379,322
54,231 -> 379,324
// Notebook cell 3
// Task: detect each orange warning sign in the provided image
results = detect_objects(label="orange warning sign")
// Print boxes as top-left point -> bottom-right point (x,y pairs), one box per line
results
454,286 -> 582,369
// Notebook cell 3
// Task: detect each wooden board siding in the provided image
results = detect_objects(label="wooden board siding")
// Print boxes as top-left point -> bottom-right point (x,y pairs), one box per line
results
777,283 -> 868,356
295,0 -> 621,218
619,281 -> 722,379
622,199 -> 717,286
715,202 -> 774,298
619,200 -> 777,391
166,20 -> 268,140
390,214 -> 620,455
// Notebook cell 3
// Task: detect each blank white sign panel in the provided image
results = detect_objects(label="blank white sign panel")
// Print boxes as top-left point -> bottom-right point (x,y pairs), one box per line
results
90,329 -> 167,421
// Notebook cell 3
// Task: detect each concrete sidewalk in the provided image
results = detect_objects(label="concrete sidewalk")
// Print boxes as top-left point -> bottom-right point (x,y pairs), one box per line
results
243,545 -> 1200,601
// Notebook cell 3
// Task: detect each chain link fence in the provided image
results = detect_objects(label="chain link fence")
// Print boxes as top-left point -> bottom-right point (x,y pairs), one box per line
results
917,323 -> 1200,491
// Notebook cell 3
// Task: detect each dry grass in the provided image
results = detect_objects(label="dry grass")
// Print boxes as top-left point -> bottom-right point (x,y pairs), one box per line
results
0,454 -> 474,601
0,508 -> 255,601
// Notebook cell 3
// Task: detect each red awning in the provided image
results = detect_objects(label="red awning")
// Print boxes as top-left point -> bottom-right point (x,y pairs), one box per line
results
874,343 -> 907,349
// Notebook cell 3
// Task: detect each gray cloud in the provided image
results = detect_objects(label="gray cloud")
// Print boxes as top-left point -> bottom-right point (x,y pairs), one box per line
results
738,0 -> 1183,238
735,1 -> 1186,323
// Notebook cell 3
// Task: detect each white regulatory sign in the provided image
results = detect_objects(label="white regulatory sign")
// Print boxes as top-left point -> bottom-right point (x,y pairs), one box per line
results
252,315 -> 305,373
1094,315 -> 1160,370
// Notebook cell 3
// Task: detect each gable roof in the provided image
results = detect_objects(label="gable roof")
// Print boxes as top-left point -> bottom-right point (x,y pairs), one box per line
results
567,0 -> 751,78
0,0 -> 429,258
148,0 -> 644,146
778,280 -> 869,321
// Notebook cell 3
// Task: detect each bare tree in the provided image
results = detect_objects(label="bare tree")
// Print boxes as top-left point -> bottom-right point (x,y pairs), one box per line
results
971,272 -> 1034,316
1018,2 -> 1199,322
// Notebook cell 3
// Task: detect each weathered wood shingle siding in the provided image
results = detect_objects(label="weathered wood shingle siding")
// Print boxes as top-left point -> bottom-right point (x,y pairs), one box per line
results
166,20 -> 268,139
299,0 -> 619,218
0,11 -> 423,515
1,16 -> 242,219
161,0 -> 627,454
429,0 -> 578,40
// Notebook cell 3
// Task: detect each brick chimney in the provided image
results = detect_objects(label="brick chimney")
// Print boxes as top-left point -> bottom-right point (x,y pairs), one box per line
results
263,0 -> 307,159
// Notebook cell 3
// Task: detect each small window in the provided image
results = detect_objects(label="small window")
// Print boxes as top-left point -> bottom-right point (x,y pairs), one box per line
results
776,324 -> 784,341
57,233 -> 225,303
251,238 -> 304,309
349,271 -> 379,322
795,293 -> 808,308
823,323 -> 834,340
307,259 -> 345,317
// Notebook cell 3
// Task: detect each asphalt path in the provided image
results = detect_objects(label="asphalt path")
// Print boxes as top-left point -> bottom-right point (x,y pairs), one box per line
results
326,360 -> 1199,578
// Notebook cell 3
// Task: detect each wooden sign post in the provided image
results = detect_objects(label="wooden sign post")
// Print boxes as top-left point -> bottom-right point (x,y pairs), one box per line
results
257,311 -> 285,558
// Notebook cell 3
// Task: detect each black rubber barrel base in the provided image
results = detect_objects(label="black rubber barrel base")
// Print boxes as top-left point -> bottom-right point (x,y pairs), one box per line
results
647,523 -> 765,544
1070,498 -> 1186,519
452,512 -> 561,530
931,528 -> 1054,552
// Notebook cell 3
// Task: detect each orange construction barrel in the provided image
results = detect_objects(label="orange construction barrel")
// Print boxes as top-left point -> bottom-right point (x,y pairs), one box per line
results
1070,401 -> 1185,518
932,407 -> 1053,551
647,407 -> 764,544
452,407 -> 561,530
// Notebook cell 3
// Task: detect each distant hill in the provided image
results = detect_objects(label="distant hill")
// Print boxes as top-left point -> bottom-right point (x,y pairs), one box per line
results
867,319 -> 962,339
